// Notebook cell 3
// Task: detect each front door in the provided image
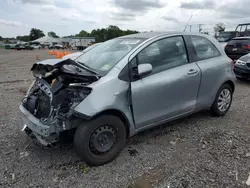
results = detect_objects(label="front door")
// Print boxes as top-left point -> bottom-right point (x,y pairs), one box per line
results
130,36 -> 201,128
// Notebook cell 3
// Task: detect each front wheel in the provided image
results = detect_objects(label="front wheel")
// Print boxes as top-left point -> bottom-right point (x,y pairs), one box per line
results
211,84 -> 233,116
74,115 -> 126,166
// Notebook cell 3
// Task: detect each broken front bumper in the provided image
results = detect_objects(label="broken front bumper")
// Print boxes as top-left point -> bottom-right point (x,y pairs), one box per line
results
19,104 -> 59,145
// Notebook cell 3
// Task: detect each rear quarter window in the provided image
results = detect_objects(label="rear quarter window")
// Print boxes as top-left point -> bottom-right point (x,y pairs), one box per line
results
191,36 -> 221,61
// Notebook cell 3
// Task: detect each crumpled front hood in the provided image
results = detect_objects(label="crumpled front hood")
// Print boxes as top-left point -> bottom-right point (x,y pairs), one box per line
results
31,58 -> 99,81
31,58 -> 71,75
34,58 -> 64,66
239,53 -> 250,62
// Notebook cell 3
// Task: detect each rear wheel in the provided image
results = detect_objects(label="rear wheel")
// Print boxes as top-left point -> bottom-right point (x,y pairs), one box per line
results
211,84 -> 233,116
74,115 -> 126,166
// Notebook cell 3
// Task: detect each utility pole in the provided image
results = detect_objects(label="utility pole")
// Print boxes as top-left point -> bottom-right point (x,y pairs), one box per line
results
198,24 -> 203,33
183,14 -> 194,32
189,25 -> 192,32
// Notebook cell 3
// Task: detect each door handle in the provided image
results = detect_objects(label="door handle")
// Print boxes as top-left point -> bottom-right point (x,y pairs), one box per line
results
187,69 -> 198,75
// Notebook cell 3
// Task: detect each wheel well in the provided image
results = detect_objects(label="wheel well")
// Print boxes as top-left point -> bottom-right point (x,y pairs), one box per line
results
94,109 -> 130,138
224,80 -> 235,93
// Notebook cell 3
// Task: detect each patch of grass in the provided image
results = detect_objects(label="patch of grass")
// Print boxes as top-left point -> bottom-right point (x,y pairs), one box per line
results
0,46 -> 5,48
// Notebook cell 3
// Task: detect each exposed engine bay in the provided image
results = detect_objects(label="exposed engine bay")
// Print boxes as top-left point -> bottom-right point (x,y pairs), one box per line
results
20,58 -> 99,145
23,78 -> 90,125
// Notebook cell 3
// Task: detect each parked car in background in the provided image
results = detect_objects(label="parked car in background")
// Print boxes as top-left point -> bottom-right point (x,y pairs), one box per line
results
55,44 -> 64,49
48,44 -> 64,49
19,32 -> 235,166
218,31 -> 238,42
13,43 -> 34,50
62,42 -> 102,60
31,44 -> 41,49
5,44 -> 16,49
235,23 -> 250,37
224,37 -> 250,60
233,53 -> 250,80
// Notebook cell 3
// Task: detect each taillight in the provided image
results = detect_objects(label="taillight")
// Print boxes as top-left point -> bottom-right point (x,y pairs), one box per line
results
242,45 -> 250,50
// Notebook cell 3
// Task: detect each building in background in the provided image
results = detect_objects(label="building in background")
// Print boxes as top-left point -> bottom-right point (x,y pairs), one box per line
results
29,36 -> 95,50
31,36 -> 62,47
61,37 -> 95,50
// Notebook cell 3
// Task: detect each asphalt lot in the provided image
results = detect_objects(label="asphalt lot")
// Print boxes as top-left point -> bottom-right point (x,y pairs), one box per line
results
0,49 -> 250,188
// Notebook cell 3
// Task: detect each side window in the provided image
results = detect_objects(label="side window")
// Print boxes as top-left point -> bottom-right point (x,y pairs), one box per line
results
190,36 -> 220,61
137,36 -> 188,75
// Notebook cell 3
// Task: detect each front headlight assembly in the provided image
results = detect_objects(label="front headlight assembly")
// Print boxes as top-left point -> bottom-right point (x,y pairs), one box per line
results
235,59 -> 246,66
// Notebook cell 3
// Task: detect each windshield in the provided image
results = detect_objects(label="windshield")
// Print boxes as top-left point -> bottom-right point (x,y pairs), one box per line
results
82,43 -> 101,53
75,38 -> 145,75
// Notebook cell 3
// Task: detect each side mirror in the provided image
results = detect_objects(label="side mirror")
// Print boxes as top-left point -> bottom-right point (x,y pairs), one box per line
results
138,63 -> 152,77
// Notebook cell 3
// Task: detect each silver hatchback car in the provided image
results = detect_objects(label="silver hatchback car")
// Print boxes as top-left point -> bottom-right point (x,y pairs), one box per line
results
20,32 -> 235,166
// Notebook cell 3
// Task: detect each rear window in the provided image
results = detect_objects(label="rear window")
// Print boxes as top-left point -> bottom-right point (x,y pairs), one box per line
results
219,32 -> 231,38
228,38 -> 250,45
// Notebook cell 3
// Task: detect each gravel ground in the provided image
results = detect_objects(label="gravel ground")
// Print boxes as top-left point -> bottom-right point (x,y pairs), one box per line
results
0,49 -> 250,188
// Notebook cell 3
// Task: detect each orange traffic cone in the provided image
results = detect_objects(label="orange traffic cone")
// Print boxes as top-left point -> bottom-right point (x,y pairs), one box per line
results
56,52 -> 60,59
36,55 -> 40,60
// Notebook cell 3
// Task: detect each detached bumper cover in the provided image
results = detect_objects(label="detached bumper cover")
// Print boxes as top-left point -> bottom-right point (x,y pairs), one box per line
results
19,104 -> 57,137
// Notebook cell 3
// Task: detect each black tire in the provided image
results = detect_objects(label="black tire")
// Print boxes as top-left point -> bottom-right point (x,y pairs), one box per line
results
74,115 -> 126,166
211,84 -> 233,116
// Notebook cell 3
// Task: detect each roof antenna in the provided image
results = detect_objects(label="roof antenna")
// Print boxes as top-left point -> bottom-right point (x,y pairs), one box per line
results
183,14 -> 194,32
183,10 -> 202,32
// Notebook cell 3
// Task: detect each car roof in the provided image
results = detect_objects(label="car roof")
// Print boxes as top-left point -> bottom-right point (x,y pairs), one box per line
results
118,31 -> 185,39
220,31 -> 237,33
232,36 -> 250,40
237,23 -> 250,26
118,31 -> 214,40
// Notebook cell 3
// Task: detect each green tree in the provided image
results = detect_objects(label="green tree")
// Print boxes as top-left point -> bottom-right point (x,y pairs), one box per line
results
214,23 -> 226,38
16,35 -> 30,42
90,28 -> 107,42
29,28 -> 45,41
62,25 -> 139,42
89,25 -> 138,42
76,30 -> 89,37
0,36 -> 2,41
48,31 -> 59,38
123,29 -> 139,35
62,35 -> 75,38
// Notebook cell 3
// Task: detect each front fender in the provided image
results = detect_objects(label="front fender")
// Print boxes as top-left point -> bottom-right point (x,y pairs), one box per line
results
73,77 -> 136,136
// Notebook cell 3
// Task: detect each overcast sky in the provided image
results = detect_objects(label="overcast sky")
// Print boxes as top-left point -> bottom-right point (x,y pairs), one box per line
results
0,0 -> 249,37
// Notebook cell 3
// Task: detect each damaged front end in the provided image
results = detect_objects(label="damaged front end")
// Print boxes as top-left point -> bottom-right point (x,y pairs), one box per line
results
20,58 -> 99,146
